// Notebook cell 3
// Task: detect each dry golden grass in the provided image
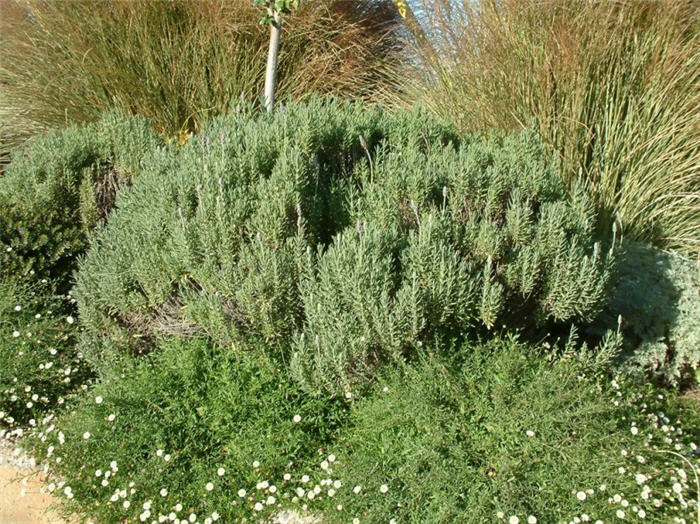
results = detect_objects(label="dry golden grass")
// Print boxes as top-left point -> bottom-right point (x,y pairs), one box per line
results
0,0 -> 403,148
402,0 -> 700,254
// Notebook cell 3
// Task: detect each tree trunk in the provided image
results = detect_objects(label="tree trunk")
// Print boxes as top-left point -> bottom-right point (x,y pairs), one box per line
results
264,11 -> 281,113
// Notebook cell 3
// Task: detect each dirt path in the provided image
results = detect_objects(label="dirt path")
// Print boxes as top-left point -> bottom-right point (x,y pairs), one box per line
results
0,440 -> 71,524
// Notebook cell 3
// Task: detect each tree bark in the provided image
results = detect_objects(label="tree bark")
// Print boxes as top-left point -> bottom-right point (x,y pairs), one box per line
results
264,11 -> 281,113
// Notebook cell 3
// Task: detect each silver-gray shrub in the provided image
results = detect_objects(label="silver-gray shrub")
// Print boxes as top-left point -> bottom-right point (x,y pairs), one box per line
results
74,99 -> 614,393
594,241 -> 700,387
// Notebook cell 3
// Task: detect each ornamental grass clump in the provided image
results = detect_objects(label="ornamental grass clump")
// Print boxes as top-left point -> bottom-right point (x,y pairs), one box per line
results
0,0 -> 402,155
0,111 -> 162,288
405,0 -> 700,254
74,100 -> 614,394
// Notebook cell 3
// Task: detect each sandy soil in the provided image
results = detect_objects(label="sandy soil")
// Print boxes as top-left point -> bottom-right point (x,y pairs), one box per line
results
0,466 -> 70,524
0,439 -> 71,524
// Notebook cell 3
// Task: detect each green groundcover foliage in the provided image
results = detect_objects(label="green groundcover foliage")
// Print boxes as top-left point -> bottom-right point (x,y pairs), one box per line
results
0,276 -> 90,429
23,336 -> 699,523
0,112 -> 163,288
321,337 -> 700,523
75,99 -> 614,394
26,337 -> 347,524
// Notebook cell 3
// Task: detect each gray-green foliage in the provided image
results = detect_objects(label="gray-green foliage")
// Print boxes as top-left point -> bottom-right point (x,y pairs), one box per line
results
594,241 -> 700,386
75,100 -> 613,393
0,112 -> 162,287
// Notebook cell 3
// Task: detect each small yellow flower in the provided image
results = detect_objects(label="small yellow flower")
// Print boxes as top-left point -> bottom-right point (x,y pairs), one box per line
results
392,0 -> 407,18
